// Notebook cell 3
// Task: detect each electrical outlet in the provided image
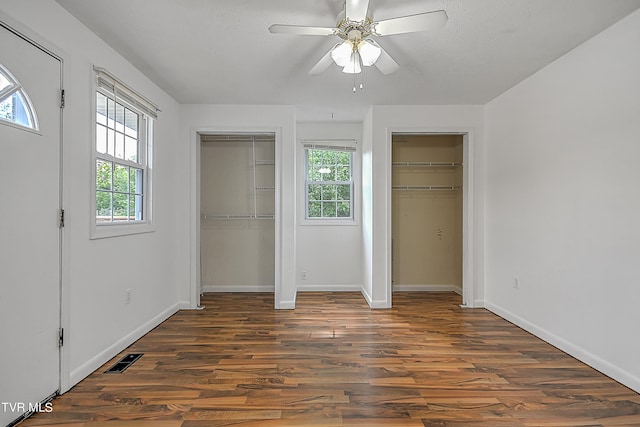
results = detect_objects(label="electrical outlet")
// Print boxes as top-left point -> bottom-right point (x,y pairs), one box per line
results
125,288 -> 132,305
513,277 -> 519,290
301,271 -> 307,281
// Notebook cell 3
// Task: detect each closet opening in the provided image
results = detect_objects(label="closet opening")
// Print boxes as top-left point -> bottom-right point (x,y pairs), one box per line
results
391,134 -> 463,302
199,133 -> 275,293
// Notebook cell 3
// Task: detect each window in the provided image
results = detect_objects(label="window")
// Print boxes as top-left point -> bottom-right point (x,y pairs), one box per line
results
0,63 -> 38,131
305,145 -> 355,219
93,67 -> 158,237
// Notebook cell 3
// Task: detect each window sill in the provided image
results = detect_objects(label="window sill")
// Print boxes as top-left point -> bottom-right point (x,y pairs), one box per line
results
90,222 -> 155,239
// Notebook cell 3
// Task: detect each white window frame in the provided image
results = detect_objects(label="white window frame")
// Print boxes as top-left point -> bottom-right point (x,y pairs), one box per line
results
300,140 -> 358,225
90,67 -> 158,239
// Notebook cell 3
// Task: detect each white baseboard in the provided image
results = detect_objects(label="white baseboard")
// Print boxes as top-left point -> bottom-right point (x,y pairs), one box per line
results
202,285 -> 275,293
484,300 -> 640,394
393,284 -> 463,295
69,303 -> 180,388
297,284 -> 362,292
178,300 -> 192,310
360,286 -> 373,306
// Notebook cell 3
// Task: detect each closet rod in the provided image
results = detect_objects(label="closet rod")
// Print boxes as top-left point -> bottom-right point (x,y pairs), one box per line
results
392,185 -> 461,191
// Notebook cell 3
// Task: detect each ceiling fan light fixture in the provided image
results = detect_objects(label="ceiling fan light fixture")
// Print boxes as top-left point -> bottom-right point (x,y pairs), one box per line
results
358,39 -> 381,66
331,41 -> 354,67
342,51 -> 362,74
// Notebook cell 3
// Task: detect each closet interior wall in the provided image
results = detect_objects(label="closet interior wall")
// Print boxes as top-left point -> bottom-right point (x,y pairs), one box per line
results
392,134 -> 463,292
200,134 -> 275,291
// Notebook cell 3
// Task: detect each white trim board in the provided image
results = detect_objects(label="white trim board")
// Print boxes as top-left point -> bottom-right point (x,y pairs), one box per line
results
392,284 -> 463,294
484,301 -> 640,394
297,284 -> 362,292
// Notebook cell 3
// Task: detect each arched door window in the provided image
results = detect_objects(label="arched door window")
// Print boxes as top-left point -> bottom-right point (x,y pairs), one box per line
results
0,63 -> 39,130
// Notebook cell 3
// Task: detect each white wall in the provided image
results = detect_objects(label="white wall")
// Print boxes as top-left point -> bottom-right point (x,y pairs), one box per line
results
362,106 -> 485,308
296,122 -> 363,292
0,0 -> 186,391
179,105 -> 297,308
484,9 -> 640,392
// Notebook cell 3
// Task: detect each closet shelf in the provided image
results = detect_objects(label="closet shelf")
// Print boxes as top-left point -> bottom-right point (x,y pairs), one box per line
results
255,160 -> 275,166
201,213 -> 275,220
256,186 -> 275,191
392,162 -> 461,168
392,185 -> 460,191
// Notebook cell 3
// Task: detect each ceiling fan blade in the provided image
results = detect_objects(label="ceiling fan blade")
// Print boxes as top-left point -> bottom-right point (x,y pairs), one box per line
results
374,10 -> 448,36
269,24 -> 336,36
371,42 -> 399,75
345,0 -> 370,22
309,45 -> 340,75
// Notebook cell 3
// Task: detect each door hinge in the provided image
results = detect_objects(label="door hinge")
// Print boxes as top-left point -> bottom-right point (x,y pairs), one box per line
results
60,89 -> 65,109
59,209 -> 65,228
58,328 -> 64,348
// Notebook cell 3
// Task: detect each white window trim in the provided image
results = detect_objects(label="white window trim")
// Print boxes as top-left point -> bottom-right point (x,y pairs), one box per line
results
90,67 -> 157,239
298,139 -> 359,226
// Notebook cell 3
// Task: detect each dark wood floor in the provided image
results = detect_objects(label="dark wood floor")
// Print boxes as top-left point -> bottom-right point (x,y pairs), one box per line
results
21,292 -> 640,426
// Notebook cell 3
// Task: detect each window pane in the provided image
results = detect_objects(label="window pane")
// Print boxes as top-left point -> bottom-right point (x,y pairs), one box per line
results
0,73 -> 11,92
0,92 -> 33,128
308,165 -> 322,182
322,201 -> 337,217
336,151 -> 350,165
115,102 -> 125,133
125,136 -> 138,163
308,184 -> 321,201
125,108 -> 138,137
113,192 -> 128,220
308,201 -> 321,218
115,131 -> 125,159
96,124 -> 107,154
130,168 -> 143,194
107,128 -> 115,157
336,165 -> 350,181
96,160 -> 112,190
131,194 -> 143,220
113,164 -> 129,193
107,98 -> 115,128
96,92 -> 107,125
337,184 -> 351,201
337,202 -> 351,218
0,93 -> 15,122
96,191 -> 112,222
321,185 -> 337,201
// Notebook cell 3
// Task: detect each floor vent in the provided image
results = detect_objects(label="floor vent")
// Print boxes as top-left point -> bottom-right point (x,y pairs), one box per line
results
105,353 -> 143,373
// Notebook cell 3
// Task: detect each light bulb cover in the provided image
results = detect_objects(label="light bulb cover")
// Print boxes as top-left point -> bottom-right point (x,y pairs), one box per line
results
331,41 -> 353,67
358,39 -> 382,66
342,51 -> 362,74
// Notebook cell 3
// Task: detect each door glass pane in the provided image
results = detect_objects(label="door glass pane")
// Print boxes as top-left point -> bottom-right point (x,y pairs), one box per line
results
0,72 -> 12,92
0,64 -> 38,131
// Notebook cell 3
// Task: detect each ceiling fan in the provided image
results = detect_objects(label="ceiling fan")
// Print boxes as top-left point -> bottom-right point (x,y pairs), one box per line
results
269,0 -> 448,76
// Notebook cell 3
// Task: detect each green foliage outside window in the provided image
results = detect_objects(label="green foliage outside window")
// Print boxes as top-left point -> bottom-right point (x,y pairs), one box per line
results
306,148 -> 353,219
96,160 -> 143,221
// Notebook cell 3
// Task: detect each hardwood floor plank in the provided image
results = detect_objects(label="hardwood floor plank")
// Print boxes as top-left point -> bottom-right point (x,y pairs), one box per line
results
18,292 -> 640,426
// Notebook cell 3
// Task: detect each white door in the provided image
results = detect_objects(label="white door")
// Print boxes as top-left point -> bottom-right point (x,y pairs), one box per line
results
0,23 -> 62,426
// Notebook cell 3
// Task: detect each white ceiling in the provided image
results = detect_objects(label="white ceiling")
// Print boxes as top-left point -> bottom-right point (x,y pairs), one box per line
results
56,0 -> 640,121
